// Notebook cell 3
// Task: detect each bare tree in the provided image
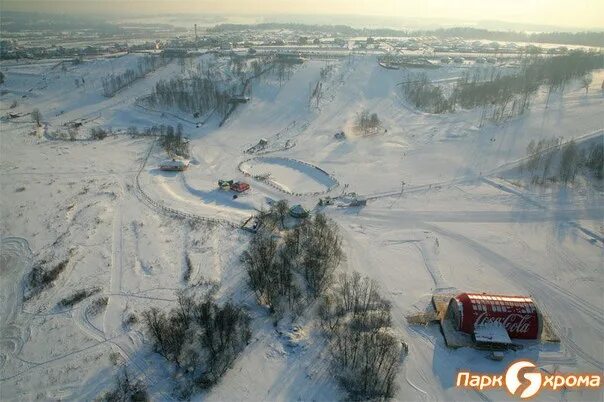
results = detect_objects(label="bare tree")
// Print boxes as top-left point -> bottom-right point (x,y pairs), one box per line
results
99,368 -> 148,402
581,74 -> 593,94
300,214 -> 343,297
273,200 -> 289,229
586,143 -> 604,179
559,139 -> 579,183
31,108 -> 42,127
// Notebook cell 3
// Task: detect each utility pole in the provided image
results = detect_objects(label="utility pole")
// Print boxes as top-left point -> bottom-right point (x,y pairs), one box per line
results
194,24 -> 198,43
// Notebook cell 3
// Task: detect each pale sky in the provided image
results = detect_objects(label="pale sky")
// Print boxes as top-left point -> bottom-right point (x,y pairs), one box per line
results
3,0 -> 604,30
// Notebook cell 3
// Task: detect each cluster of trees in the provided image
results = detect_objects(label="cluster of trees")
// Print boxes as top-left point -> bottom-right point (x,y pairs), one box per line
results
242,205 -> 343,315
99,369 -> 148,402
58,287 -> 100,308
242,203 -> 405,399
585,143 -> 604,180
309,64 -> 336,108
523,138 -> 604,184
524,137 -> 562,183
90,127 -> 109,140
156,124 -> 190,158
147,55 -> 272,119
102,55 -> 168,97
402,52 -> 603,122
400,74 -> 453,114
26,259 -> 68,300
142,293 -> 251,397
272,62 -> 296,86
147,75 -> 232,118
354,110 -> 382,135
319,272 -> 404,399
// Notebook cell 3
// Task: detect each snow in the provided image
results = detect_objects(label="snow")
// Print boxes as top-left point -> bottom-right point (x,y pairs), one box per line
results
474,322 -> 512,345
1,51 -> 603,401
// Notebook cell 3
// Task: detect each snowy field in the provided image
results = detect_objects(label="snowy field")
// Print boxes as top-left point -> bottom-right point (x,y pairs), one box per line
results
0,52 -> 603,401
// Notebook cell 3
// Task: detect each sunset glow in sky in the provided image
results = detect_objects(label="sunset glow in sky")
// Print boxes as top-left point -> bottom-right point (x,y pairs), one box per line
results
3,0 -> 604,29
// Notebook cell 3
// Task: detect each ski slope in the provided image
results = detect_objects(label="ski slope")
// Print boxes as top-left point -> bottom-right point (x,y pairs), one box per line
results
1,52 -> 603,401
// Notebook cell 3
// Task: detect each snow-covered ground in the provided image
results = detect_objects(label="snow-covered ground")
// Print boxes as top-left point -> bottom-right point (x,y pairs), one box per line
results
1,53 -> 602,401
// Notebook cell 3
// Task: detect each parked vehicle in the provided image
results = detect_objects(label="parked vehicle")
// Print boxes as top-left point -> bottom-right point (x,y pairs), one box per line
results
230,181 -> 250,192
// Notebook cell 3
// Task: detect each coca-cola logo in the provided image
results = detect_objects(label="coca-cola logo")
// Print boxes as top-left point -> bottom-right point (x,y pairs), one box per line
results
475,313 -> 533,334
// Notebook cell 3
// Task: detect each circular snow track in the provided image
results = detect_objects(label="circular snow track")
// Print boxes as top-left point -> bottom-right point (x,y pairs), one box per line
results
239,156 -> 338,195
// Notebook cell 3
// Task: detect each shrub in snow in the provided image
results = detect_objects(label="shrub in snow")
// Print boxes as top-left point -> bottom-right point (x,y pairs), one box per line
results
98,368 -> 148,402
183,253 -> 194,283
26,259 -> 69,299
90,127 -> 108,140
87,296 -> 109,316
58,287 -> 101,308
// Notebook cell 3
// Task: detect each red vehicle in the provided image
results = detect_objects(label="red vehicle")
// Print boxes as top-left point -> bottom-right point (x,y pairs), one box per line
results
445,293 -> 542,340
230,181 -> 250,193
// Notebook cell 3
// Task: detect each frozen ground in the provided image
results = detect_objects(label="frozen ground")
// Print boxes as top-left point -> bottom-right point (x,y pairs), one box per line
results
0,53 -> 602,401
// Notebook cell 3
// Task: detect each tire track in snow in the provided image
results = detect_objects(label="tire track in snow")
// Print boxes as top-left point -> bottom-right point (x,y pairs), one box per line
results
414,240 -> 446,290
103,180 -> 125,338
426,222 -> 604,326
481,177 -> 603,244
134,139 -> 241,228
0,237 -> 33,372
74,300 -> 105,343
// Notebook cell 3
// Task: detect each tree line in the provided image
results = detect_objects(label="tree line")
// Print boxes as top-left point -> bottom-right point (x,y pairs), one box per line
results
401,51 -> 604,122
523,138 -> 603,185
209,23 -> 604,47
102,55 -> 169,97
147,74 -> 232,119
145,55 -> 273,119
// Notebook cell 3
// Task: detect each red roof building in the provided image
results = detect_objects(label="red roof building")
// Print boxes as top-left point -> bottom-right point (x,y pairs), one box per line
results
445,293 -> 543,340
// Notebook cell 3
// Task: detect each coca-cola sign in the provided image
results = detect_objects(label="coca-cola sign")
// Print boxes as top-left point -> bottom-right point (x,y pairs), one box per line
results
474,312 -> 534,335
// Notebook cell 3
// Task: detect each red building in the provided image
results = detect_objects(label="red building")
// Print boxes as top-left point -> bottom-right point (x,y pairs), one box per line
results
445,293 -> 543,340
230,181 -> 250,193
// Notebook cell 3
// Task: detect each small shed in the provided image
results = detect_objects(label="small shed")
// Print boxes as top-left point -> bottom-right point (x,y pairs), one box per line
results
289,204 -> 309,219
159,159 -> 190,171
349,198 -> 367,207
